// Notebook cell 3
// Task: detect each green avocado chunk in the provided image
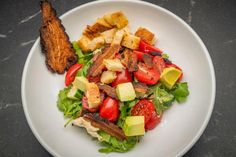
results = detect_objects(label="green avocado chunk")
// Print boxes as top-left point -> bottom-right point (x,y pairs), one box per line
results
116,82 -> 136,101
72,76 -> 89,92
123,116 -> 145,136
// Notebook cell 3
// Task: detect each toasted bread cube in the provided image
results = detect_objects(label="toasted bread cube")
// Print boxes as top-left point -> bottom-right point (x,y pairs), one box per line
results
104,11 -> 128,29
103,59 -> 125,72
86,83 -> 100,108
97,17 -> 113,29
121,34 -> 140,50
78,35 -> 105,52
77,35 -> 91,52
101,28 -> 117,43
135,27 -> 155,45
101,70 -> 117,84
83,26 -> 99,40
88,36 -> 105,51
111,29 -> 125,45
89,22 -> 111,33
83,18 -> 113,40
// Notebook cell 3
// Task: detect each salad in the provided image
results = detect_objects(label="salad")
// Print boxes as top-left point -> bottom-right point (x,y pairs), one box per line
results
57,11 -> 189,153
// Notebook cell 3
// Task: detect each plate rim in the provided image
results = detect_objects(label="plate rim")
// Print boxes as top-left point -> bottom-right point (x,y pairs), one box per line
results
21,0 -> 216,157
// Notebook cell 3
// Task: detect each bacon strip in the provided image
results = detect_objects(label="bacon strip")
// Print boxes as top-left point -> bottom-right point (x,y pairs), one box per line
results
39,0 -> 77,74
133,82 -> 148,94
83,113 -> 127,140
97,83 -> 118,99
87,44 -> 120,77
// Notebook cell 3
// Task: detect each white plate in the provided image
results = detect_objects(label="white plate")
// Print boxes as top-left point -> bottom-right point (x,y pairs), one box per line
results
21,0 -> 215,157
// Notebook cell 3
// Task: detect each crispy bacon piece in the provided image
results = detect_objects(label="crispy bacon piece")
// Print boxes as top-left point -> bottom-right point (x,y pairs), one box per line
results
87,44 -> 120,77
39,0 -> 77,74
142,53 -> 153,68
97,83 -> 118,99
123,49 -> 138,72
133,82 -> 148,94
83,113 -> 127,140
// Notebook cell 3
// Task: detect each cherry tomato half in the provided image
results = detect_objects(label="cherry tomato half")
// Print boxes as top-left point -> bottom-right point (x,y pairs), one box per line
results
153,56 -> 166,74
134,63 -> 160,85
115,53 -> 122,59
133,50 -> 145,61
166,63 -> 183,81
65,63 -> 83,86
111,69 -> 132,87
131,99 -> 156,124
145,111 -> 162,130
82,96 -> 98,113
99,97 -> 119,122
139,40 -> 163,54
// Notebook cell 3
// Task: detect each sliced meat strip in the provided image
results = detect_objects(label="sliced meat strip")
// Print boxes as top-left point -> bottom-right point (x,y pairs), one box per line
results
39,0 -> 77,74
97,83 -> 118,99
83,113 -> 127,140
87,44 -> 120,77
133,82 -> 148,94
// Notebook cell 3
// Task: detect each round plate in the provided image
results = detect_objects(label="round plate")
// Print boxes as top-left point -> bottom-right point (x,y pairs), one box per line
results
21,0 -> 215,157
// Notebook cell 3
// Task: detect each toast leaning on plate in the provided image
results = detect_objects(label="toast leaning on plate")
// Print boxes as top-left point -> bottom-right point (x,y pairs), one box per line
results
39,0 -> 77,74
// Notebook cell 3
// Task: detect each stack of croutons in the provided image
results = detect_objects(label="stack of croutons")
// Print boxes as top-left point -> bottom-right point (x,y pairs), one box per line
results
78,11 -> 156,52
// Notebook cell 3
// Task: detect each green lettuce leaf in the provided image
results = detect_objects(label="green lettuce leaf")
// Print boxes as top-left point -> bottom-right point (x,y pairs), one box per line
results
116,99 -> 137,128
72,41 -> 84,64
72,41 -> 93,65
172,82 -> 189,103
153,85 -> 175,114
76,59 -> 93,77
98,131 -> 139,153
57,87 -> 82,119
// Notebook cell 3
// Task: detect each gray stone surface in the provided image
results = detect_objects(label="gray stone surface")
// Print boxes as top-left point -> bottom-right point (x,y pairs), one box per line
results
0,0 -> 235,156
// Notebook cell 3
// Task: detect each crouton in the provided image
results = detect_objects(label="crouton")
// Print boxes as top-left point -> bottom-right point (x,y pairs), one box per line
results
77,35 -> 91,52
78,35 -> 105,52
86,83 -> 100,108
89,22 -> 111,33
111,29 -> 125,45
96,17 -> 113,29
135,27 -> 155,45
101,28 -> 117,43
100,70 -> 117,84
83,17 -> 113,40
104,11 -> 128,29
121,34 -> 140,50
87,36 -> 105,51
83,26 -> 100,40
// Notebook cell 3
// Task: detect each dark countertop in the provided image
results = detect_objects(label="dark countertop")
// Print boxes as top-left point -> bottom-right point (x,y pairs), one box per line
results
0,0 -> 235,156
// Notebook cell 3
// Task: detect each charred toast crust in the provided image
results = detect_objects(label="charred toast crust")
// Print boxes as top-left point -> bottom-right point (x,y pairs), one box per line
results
39,0 -> 77,74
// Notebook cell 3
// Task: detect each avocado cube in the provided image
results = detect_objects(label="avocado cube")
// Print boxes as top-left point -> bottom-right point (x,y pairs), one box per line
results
123,116 -> 145,136
116,82 -> 136,101
72,76 -> 89,92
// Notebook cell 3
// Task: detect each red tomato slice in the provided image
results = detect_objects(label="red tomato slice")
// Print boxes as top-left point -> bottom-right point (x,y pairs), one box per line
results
65,63 -> 83,86
133,50 -> 145,61
153,56 -> 166,73
145,111 -> 162,130
131,99 -> 156,124
134,63 -> 160,85
115,53 -> 121,59
99,97 -> 119,122
111,69 -> 132,87
82,96 -> 98,113
139,40 -> 163,54
166,63 -> 183,81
